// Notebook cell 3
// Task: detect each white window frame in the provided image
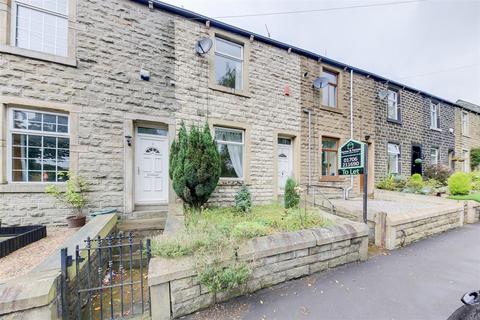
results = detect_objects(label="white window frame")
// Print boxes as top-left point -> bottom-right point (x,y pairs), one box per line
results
462,111 -> 469,136
463,149 -> 470,172
430,147 -> 439,165
214,126 -> 245,180
321,70 -> 338,108
7,107 -> 70,183
387,89 -> 400,121
430,102 -> 440,130
387,143 -> 400,174
214,37 -> 244,90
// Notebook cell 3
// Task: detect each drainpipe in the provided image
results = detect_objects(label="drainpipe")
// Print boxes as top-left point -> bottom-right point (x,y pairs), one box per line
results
303,109 -> 313,187
344,69 -> 354,199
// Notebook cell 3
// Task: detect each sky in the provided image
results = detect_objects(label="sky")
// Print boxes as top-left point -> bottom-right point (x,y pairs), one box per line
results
162,0 -> 480,105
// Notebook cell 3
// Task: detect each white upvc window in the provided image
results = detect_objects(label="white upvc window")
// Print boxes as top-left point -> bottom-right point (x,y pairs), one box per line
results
430,102 -> 440,129
430,147 -> 439,165
214,37 -> 244,90
462,111 -> 469,136
387,89 -> 400,121
463,149 -> 470,172
11,0 -> 69,56
214,127 -> 245,179
387,143 -> 400,174
8,108 -> 70,182
321,70 -> 338,108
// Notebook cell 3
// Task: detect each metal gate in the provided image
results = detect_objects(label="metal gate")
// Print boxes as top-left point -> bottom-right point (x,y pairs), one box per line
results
61,233 -> 151,320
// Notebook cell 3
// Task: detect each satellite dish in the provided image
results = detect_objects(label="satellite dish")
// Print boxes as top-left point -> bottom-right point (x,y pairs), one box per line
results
195,37 -> 213,55
378,90 -> 388,100
312,76 -> 329,89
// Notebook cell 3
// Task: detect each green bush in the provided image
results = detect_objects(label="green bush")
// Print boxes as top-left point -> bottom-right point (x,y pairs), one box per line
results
169,122 -> 221,209
376,175 -> 406,191
424,164 -> 453,185
232,221 -> 269,239
448,172 -> 472,196
198,264 -> 250,293
235,186 -> 252,213
405,173 -> 424,193
471,148 -> 480,170
284,178 -> 300,209
470,171 -> 480,191
45,173 -> 89,218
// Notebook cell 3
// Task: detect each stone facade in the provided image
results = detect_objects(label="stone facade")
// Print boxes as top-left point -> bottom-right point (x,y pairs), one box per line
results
374,86 -> 456,181
454,103 -> 480,172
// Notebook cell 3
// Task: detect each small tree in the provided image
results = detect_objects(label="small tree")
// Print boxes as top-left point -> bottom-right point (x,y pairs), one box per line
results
284,178 -> 300,209
235,185 -> 252,213
169,122 -> 221,209
45,173 -> 89,217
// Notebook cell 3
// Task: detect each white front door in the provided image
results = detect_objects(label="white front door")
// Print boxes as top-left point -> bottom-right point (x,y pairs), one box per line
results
135,127 -> 169,204
278,137 -> 293,193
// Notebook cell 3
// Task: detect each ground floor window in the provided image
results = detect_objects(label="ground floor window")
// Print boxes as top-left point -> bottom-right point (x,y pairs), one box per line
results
321,137 -> 338,176
214,126 -> 244,179
430,147 -> 439,165
387,143 -> 400,174
9,108 -> 69,182
463,150 -> 469,172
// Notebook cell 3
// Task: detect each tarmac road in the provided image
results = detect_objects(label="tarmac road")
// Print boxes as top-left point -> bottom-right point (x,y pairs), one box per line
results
185,224 -> 480,320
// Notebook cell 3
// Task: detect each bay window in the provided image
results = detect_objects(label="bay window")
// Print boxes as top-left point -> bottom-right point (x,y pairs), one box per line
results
387,143 -> 400,174
214,127 -> 244,179
9,108 -> 69,182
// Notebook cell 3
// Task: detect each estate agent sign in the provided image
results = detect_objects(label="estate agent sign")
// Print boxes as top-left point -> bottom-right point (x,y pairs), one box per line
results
338,139 -> 365,175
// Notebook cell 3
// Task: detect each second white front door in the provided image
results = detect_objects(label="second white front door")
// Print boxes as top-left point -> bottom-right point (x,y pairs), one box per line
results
135,127 -> 169,204
278,137 -> 293,193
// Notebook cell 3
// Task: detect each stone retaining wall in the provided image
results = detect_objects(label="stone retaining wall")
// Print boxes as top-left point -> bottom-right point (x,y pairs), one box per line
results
148,217 -> 368,319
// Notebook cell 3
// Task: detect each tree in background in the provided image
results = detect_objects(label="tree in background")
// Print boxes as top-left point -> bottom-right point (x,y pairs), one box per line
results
169,122 -> 221,209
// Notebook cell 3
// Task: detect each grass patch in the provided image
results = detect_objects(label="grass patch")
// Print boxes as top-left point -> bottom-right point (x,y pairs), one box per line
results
448,192 -> 480,202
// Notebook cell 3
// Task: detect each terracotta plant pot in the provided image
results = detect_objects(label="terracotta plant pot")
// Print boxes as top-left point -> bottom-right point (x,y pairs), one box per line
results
66,216 -> 86,228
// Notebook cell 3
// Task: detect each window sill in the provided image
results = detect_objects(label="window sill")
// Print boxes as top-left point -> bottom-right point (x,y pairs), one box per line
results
209,83 -> 251,98
462,134 -> 471,138
0,45 -> 77,67
0,183 -> 66,193
319,105 -> 343,115
387,118 -> 402,125
218,179 -> 245,186
430,127 -> 442,132
319,176 -> 345,182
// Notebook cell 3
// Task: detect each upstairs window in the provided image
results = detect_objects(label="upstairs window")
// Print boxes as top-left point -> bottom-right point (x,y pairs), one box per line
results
387,89 -> 401,121
214,127 -> 244,179
321,137 -> 338,176
430,102 -> 440,129
9,108 -> 69,182
13,0 -> 69,56
462,111 -> 469,136
387,143 -> 400,174
430,147 -> 439,165
321,70 -> 338,108
214,37 -> 243,90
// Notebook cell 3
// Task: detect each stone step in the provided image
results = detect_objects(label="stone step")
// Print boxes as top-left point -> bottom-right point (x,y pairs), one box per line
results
129,210 -> 168,220
117,218 -> 166,233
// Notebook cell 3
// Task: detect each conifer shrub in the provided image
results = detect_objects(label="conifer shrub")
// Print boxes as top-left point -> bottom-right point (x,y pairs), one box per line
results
169,122 -> 221,209
235,185 -> 252,213
284,177 -> 300,209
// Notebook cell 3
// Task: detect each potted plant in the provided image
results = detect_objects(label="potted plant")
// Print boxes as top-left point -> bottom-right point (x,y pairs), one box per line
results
46,173 -> 89,228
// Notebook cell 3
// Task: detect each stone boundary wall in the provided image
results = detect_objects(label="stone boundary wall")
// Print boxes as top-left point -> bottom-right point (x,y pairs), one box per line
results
148,217 -> 368,319
0,214 -> 117,320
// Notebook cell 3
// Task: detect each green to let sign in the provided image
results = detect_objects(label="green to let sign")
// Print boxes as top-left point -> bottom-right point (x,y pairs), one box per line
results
338,139 -> 365,176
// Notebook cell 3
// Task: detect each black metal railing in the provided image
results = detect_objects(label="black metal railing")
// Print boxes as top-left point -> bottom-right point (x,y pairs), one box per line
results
62,233 -> 151,320
0,225 -> 47,258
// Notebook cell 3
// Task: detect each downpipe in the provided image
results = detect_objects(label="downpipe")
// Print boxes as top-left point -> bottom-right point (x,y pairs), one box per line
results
344,69 -> 354,199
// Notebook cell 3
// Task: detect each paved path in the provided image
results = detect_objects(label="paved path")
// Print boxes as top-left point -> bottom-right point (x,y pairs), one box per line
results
185,224 -> 480,320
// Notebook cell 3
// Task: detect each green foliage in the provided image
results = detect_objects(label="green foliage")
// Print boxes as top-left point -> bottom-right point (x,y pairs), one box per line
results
232,221 -> 269,239
45,173 -> 89,217
471,149 -> 480,170
424,164 -> 453,185
198,264 -> 250,293
448,172 -> 472,196
284,178 -> 300,209
449,192 -> 480,203
235,186 -> 252,213
405,174 -> 425,193
169,122 -> 221,209
470,171 -> 480,191
376,175 -> 406,191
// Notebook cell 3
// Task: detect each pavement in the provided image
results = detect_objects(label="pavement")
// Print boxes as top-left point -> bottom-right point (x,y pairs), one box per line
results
184,224 -> 480,320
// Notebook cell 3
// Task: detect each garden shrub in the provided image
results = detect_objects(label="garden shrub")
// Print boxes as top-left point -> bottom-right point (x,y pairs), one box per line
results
169,122 -> 221,209
284,178 -> 300,209
198,264 -> 250,293
471,148 -> 480,170
405,173 -> 424,193
235,185 -> 252,213
448,172 -> 472,196
232,221 -> 269,239
376,175 -> 406,191
424,164 -> 453,185
470,171 -> 480,191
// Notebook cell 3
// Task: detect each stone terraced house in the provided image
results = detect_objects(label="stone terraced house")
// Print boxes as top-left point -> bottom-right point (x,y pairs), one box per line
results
0,0 -> 476,226
454,100 -> 480,172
